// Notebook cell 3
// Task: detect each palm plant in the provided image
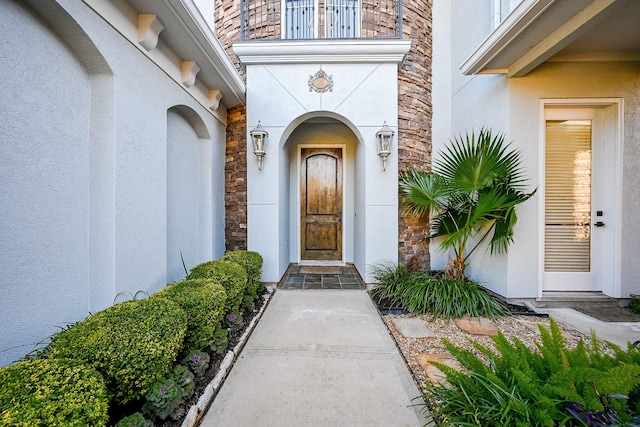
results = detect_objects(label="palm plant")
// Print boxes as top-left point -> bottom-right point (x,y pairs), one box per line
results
400,128 -> 536,279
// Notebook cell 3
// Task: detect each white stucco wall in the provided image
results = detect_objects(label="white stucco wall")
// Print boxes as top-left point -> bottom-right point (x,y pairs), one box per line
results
243,61 -> 401,283
432,0 -> 512,296
434,0 -> 640,299
0,0 -> 231,366
509,61 -> 640,299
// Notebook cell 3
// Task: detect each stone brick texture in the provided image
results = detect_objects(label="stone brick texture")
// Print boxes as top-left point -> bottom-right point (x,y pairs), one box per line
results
215,0 -> 245,77
225,105 -> 248,251
397,0 -> 433,271
216,0 -> 248,251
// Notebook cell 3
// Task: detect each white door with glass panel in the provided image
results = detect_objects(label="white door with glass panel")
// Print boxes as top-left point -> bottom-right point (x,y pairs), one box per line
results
543,108 -> 613,292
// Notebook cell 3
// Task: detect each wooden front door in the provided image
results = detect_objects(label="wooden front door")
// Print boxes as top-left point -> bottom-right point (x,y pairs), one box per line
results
301,148 -> 343,260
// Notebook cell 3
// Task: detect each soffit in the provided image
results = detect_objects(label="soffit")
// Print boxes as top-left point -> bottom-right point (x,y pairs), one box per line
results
461,0 -> 640,77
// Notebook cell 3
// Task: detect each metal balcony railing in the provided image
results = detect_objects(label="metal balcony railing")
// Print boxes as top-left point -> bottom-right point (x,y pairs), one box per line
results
240,0 -> 403,40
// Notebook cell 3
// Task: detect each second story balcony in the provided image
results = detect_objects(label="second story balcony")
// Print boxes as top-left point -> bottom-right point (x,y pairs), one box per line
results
240,0 -> 403,41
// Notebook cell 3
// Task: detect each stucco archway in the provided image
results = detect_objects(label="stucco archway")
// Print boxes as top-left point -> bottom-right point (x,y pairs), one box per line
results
281,114 -> 366,273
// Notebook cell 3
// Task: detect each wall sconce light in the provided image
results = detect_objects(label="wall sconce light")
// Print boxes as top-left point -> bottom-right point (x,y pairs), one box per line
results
250,121 -> 268,171
375,121 -> 394,171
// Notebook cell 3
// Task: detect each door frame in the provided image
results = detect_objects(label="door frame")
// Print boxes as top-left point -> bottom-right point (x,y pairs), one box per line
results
537,99 -> 623,298
297,144 -> 346,264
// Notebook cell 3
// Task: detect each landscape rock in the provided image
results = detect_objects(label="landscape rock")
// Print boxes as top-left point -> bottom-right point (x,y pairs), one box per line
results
453,316 -> 499,336
390,317 -> 437,338
415,353 -> 461,385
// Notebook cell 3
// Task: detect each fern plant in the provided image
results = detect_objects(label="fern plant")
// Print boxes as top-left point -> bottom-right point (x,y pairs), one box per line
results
423,319 -> 640,426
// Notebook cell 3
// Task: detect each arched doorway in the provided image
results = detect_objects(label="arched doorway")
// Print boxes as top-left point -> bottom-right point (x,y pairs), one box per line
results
284,116 -> 361,265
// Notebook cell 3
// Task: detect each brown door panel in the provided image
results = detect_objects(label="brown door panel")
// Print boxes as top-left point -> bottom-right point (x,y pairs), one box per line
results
301,148 -> 342,261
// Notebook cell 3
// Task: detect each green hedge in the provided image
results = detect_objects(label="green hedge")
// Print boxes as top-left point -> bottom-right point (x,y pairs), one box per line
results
186,260 -> 247,313
0,358 -> 109,427
45,298 -> 187,404
152,279 -> 226,352
221,251 -> 264,299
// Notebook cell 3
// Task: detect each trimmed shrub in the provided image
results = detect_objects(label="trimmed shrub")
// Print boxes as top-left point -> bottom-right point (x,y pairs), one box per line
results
221,250 -> 264,299
45,298 -> 187,404
0,358 -> 109,427
153,279 -> 226,352
187,260 -> 247,313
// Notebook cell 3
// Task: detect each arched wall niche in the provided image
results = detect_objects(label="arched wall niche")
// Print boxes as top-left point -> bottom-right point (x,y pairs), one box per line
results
166,105 -> 214,283
0,0 -> 114,366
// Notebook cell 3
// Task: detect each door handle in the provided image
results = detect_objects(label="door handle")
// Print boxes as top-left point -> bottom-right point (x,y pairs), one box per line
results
594,221 -> 605,227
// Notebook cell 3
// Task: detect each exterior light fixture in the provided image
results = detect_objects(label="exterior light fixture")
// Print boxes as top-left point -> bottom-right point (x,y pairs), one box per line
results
375,121 -> 394,171
250,121 -> 268,171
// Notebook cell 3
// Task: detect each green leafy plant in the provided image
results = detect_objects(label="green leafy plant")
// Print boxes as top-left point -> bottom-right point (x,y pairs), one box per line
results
225,312 -> 244,334
44,298 -> 187,404
221,250 -> 264,301
629,294 -> 640,315
370,263 -> 505,319
400,128 -> 536,279
423,319 -> 640,426
187,260 -> 247,314
114,412 -> 154,427
369,262 -> 418,309
182,350 -> 211,377
405,276 -> 505,319
142,377 -> 184,421
152,279 -> 226,352
169,364 -> 195,398
210,327 -> 229,355
0,358 -> 109,427
564,390 -> 640,426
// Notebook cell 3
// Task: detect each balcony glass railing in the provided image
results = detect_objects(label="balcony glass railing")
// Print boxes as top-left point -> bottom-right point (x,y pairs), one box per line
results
240,0 -> 403,40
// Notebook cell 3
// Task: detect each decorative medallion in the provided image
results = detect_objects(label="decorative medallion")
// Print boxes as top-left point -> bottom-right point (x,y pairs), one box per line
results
308,69 -> 333,93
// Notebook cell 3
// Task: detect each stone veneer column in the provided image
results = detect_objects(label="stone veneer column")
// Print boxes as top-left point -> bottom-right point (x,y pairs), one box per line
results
215,0 -> 248,251
215,0 -> 244,77
397,0 -> 432,271
225,105 -> 248,251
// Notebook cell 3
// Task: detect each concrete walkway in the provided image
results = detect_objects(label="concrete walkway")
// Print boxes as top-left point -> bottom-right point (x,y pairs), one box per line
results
531,307 -> 640,348
200,290 -> 426,427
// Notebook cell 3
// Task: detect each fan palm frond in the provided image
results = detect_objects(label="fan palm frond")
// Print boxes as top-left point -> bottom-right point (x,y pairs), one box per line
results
400,128 -> 537,279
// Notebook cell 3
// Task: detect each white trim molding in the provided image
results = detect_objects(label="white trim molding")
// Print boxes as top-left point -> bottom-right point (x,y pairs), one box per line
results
234,40 -> 412,69
537,98 -> 623,298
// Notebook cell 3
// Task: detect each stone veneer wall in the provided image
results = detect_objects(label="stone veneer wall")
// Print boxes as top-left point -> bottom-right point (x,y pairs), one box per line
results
397,0 -> 433,271
215,0 -> 244,77
215,0 -> 248,251
224,105 -> 248,251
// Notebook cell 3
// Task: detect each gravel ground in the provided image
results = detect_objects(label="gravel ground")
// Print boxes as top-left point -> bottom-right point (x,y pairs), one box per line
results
382,313 -> 599,390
